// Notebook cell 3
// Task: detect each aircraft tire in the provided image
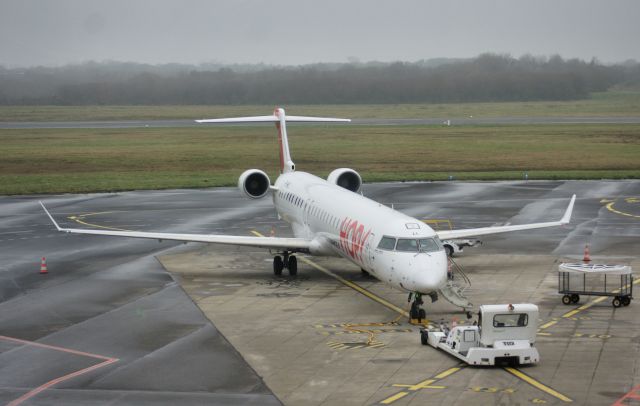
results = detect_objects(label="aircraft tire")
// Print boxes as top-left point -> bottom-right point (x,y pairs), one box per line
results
288,256 -> 298,276
273,256 -> 284,276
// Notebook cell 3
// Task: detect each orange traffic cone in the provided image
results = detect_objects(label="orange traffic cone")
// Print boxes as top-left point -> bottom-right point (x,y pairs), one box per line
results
40,257 -> 48,274
583,244 -> 591,262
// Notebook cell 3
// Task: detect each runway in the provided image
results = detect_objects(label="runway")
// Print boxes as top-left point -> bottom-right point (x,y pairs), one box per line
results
2,116 -> 640,129
1,181 -> 639,405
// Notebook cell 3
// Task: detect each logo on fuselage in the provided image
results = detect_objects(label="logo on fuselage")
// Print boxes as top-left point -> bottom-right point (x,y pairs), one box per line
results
339,218 -> 371,261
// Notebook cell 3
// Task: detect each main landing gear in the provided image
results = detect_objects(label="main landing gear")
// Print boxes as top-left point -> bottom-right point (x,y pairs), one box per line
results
273,252 -> 297,276
409,293 -> 426,322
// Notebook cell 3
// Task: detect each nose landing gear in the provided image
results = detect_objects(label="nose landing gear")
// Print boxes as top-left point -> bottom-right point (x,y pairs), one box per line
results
273,252 -> 297,276
409,293 -> 426,322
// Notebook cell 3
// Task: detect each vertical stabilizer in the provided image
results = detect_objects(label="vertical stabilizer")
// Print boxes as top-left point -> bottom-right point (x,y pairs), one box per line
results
274,108 -> 295,173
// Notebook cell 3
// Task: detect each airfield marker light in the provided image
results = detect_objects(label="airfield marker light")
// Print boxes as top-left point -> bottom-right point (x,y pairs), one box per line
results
40,257 -> 48,275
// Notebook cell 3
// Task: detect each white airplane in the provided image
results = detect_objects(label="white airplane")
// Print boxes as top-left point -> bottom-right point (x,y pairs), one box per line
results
41,108 -> 576,319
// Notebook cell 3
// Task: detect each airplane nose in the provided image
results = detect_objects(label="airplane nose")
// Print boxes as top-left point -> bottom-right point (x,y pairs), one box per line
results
413,252 -> 448,293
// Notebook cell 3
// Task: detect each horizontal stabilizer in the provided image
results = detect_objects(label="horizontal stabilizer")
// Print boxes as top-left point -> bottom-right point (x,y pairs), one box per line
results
196,115 -> 350,123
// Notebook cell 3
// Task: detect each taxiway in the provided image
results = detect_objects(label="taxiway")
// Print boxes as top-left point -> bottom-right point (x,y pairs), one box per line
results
1,181 -> 639,405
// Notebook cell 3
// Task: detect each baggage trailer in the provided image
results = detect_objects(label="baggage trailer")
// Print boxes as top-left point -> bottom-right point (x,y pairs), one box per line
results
558,263 -> 633,308
420,303 -> 540,366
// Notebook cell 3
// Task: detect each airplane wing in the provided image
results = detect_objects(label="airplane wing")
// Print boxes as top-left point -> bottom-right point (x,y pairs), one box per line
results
40,202 -> 311,251
436,195 -> 576,240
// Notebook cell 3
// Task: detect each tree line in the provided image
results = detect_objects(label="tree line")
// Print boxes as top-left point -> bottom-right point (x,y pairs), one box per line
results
1,54 -> 639,105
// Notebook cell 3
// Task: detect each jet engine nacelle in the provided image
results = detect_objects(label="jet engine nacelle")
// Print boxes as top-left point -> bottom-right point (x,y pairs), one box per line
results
327,168 -> 362,193
238,169 -> 271,199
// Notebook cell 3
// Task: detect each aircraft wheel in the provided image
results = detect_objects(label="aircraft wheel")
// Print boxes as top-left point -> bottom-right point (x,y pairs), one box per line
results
571,294 -> 580,304
418,308 -> 426,321
273,256 -> 284,276
410,306 -> 420,320
622,296 -> 631,306
562,295 -> 572,305
288,256 -> 298,276
612,297 -> 622,308
420,331 -> 429,345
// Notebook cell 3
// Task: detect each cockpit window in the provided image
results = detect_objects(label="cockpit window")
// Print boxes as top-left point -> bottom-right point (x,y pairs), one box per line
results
419,238 -> 443,253
396,239 -> 419,252
377,236 -> 396,250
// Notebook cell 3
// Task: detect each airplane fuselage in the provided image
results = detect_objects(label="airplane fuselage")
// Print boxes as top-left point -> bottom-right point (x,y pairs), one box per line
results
273,171 -> 448,294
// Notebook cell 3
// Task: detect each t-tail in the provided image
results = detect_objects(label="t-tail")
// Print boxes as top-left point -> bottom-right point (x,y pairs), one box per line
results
196,108 -> 350,173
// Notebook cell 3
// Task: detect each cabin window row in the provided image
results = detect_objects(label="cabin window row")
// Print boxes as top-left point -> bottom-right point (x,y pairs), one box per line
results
278,190 -> 342,230
279,190 -> 304,208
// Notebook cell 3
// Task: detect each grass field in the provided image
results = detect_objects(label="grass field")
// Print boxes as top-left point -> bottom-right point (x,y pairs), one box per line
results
1,124 -> 639,195
1,91 -> 640,122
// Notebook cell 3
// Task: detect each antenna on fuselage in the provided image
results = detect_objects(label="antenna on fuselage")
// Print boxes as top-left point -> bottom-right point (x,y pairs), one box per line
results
196,108 -> 350,174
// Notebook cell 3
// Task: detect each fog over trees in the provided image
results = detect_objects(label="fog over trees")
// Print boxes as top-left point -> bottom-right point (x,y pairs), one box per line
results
1,54 -> 639,105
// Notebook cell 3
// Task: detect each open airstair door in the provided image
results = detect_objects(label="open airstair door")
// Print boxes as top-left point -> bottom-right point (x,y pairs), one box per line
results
438,258 -> 473,310
438,283 -> 472,310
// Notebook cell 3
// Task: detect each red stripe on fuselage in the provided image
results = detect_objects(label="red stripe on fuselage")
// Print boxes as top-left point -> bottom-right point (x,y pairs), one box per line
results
339,217 -> 371,261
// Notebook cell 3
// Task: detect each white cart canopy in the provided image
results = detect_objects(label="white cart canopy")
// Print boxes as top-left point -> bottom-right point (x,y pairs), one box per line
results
559,263 -> 632,275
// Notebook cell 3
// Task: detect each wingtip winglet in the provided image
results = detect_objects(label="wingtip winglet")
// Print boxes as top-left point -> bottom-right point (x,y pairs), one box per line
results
40,201 -> 62,231
560,194 -> 576,224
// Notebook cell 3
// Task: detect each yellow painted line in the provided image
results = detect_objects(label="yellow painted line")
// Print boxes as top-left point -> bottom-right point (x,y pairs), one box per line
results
605,201 -> 640,219
537,332 -> 552,336
380,392 -> 409,404
434,367 -> 462,380
68,212 -> 130,232
505,367 -> 572,403
252,230 -> 410,318
381,365 -> 465,404
299,256 -> 410,318
393,379 -> 434,389
561,309 -> 582,319
76,211 -> 115,218
393,379 -> 445,391
538,320 -> 558,330
392,383 -> 446,390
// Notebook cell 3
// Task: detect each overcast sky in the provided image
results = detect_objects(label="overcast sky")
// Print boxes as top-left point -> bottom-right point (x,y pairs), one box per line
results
1,0 -> 639,67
